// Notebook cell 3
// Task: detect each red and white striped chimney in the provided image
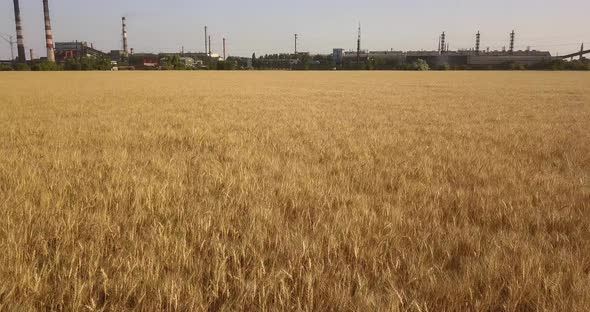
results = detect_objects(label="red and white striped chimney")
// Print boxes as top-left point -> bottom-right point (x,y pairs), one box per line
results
43,0 -> 55,62
12,0 -> 26,62
122,17 -> 129,56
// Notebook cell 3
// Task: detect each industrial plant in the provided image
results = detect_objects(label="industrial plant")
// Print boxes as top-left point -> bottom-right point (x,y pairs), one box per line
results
1,0 -> 588,70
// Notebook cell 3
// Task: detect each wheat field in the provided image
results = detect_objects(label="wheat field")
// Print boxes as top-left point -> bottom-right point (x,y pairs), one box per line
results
0,72 -> 589,311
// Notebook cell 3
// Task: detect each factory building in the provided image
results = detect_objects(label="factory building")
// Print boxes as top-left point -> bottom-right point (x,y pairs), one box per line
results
332,48 -> 345,65
128,53 -> 160,69
55,41 -> 108,62
338,48 -> 555,69
466,50 -> 552,67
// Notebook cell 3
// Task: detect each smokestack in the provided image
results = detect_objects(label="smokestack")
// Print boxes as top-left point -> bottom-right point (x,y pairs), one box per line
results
294,34 -> 298,54
440,32 -> 446,54
581,43 -> 585,61
12,0 -> 26,62
356,23 -> 361,65
122,17 -> 129,56
209,36 -> 211,56
475,31 -> 481,54
204,26 -> 208,56
223,38 -> 226,61
509,30 -> 515,54
42,0 -> 55,62
29,48 -> 33,61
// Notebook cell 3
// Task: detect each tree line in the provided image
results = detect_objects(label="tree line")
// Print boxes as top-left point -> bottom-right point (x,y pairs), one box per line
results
1,54 -> 588,71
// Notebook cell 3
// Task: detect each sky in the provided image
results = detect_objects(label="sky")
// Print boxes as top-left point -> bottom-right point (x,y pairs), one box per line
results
1,0 -> 588,59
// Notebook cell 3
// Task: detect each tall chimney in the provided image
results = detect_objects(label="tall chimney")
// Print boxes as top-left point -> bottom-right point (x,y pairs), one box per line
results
29,48 -> 34,61
356,23 -> 361,65
12,0 -> 26,62
122,17 -> 129,56
204,26 -> 208,56
440,32 -> 446,54
581,43 -> 585,61
208,36 -> 212,56
223,38 -> 226,61
475,31 -> 481,54
42,0 -> 55,62
294,34 -> 298,54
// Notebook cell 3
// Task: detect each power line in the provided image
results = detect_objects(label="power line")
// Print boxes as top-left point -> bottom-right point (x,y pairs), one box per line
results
0,33 -> 15,60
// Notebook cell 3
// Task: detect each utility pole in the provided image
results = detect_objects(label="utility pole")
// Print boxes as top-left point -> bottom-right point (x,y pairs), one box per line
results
294,34 -> 298,54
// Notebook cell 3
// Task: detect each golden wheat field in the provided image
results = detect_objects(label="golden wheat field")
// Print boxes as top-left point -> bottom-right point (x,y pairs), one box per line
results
0,71 -> 589,311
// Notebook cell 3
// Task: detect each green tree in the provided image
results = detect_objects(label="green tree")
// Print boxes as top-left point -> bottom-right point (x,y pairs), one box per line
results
64,59 -> 82,70
438,63 -> 450,71
223,58 -> 237,70
38,61 -> 62,71
169,55 -> 181,69
366,57 -> 376,70
0,64 -> 13,71
14,63 -> 30,71
415,59 -> 429,71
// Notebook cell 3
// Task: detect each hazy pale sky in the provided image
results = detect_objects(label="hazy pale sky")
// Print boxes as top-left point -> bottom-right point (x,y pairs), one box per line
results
1,0 -> 588,59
